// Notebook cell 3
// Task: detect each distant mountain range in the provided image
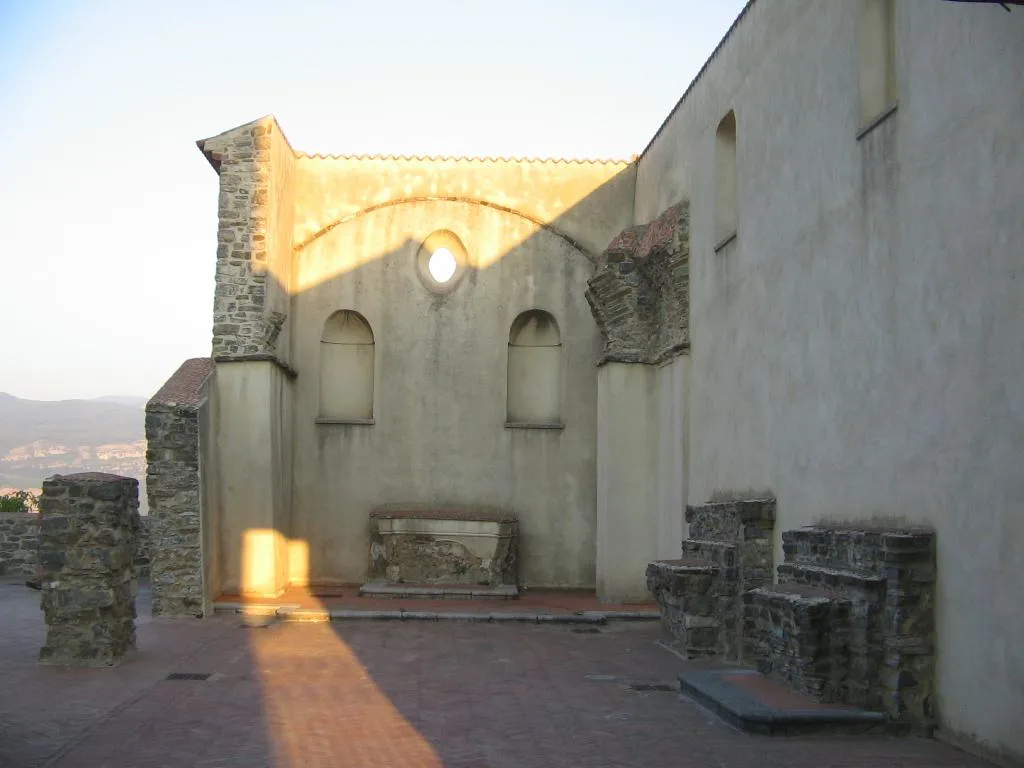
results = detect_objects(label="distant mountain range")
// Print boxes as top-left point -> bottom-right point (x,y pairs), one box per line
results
0,393 -> 148,513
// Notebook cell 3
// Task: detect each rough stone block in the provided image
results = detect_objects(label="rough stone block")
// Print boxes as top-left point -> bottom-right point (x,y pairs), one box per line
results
367,505 -> 518,588
38,473 -> 139,667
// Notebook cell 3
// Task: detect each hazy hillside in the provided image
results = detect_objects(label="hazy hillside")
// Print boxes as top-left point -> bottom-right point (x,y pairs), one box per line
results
0,393 -> 148,513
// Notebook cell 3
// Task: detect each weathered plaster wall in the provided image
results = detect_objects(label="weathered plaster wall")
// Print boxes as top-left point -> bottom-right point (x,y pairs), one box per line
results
289,159 -> 634,586
214,361 -> 293,596
293,155 -> 635,258
635,1 -> 1024,757
595,357 -> 687,602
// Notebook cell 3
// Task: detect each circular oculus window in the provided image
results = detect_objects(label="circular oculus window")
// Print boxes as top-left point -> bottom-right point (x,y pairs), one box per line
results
427,247 -> 458,283
416,231 -> 469,294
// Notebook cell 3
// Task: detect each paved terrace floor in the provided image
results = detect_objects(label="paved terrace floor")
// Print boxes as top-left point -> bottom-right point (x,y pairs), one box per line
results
0,578 -> 995,768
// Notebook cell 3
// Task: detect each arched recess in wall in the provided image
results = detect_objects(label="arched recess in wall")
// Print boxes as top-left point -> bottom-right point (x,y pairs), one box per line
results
507,310 -> 562,427
860,0 -> 897,127
319,310 -> 374,421
714,110 -> 738,248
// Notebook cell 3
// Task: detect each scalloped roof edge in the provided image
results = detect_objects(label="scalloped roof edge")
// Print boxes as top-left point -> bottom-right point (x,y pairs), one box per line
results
295,152 -> 633,165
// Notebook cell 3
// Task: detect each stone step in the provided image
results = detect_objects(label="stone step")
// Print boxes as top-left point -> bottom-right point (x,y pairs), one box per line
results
781,526 -> 934,580
742,585 -> 853,703
677,667 -> 888,736
680,539 -> 738,570
776,562 -> 885,593
358,581 -> 519,600
646,559 -> 722,658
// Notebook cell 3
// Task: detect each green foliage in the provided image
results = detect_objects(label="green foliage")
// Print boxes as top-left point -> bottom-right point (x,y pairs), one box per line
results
0,490 -> 38,513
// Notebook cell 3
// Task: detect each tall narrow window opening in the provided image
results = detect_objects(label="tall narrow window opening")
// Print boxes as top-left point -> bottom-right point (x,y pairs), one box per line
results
506,310 -> 561,426
319,310 -> 374,421
860,0 -> 897,127
714,110 -> 738,248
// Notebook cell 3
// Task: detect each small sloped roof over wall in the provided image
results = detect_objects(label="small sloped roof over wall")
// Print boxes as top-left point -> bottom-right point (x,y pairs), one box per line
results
148,358 -> 214,409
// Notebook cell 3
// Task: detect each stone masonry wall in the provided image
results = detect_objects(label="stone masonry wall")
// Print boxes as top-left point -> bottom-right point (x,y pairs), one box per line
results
586,201 -> 690,365
743,525 -> 937,727
0,512 -> 39,577
647,497 -> 776,660
146,358 -> 214,618
0,512 -> 149,579
197,117 -> 290,361
38,473 -> 139,667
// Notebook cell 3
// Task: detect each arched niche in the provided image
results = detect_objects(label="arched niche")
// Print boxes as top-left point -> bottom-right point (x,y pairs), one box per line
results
319,310 -> 374,421
860,0 -> 897,127
506,310 -> 561,426
714,110 -> 738,247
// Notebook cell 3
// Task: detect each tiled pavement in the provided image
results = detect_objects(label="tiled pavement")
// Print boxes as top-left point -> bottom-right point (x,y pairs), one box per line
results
0,578 -> 995,768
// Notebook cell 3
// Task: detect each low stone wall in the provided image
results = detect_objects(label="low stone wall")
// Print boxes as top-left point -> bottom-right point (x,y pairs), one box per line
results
0,512 -> 39,577
145,358 -> 214,617
0,512 -> 150,579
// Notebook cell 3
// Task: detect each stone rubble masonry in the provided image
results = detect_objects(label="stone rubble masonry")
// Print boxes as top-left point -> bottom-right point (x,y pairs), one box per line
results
145,358 -> 214,618
197,116 -> 289,360
646,497 -> 776,660
586,201 -> 690,365
0,512 -> 150,579
759,526 -> 938,727
0,512 -> 39,577
38,472 -> 139,667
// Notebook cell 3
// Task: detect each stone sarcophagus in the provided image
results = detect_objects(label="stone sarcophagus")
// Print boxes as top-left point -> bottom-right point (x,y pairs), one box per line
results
365,505 -> 518,596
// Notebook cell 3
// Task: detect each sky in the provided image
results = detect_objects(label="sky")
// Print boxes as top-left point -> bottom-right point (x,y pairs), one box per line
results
0,0 -> 747,401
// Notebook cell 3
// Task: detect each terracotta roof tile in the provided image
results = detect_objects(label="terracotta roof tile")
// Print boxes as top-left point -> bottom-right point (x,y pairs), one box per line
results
148,358 -> 214,409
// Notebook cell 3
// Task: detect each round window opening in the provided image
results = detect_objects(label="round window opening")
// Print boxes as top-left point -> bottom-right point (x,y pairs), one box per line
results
427,247 -> 458,284
416,230 -> 469,294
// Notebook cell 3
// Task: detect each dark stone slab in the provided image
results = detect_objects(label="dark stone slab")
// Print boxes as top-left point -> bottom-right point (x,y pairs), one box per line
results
677,667 -> 888,736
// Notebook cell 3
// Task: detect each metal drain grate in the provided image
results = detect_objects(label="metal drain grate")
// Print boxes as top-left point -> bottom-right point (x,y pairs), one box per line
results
165,672 -> 211,681
629,683 -> 675,692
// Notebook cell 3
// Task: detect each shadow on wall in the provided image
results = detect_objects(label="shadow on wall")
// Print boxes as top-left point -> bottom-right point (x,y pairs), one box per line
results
214,160 -> 649,598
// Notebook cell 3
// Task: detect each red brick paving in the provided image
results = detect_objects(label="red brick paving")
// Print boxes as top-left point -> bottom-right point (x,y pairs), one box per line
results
0,579 -> 996,768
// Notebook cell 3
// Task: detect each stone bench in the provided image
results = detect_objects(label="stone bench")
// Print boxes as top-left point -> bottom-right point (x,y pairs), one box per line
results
645,559 -> 721,657
365,505 -> 518,596
743,525 -> 936,724
743,585 -> 852,703
646,497 -> 776,660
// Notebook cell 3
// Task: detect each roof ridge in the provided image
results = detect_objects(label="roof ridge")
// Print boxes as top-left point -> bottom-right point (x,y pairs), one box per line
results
294,151 -> 633,165
638,0 -> 759,160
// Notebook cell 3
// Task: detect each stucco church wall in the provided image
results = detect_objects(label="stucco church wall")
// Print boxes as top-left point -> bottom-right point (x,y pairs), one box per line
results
214,361 -> 293,596
634,0 -> 1023,757
293,155 -> 636,257
289,175 -> 629,587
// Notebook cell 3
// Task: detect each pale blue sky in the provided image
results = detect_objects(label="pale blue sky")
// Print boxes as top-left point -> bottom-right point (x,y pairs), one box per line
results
0,0 -> 746,401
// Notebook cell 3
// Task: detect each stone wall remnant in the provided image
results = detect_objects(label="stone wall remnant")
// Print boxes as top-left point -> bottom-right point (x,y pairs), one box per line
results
586,202 -> 690,365
367,505 -> 519,590
38,473 -> 139,667
0,513 -> 149,579
746,526 -> 937,725
646,497 -> 776,659
145,358 -> 214,617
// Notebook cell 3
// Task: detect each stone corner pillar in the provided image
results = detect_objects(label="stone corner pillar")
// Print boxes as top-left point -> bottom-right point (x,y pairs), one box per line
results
38,472 -> 139,667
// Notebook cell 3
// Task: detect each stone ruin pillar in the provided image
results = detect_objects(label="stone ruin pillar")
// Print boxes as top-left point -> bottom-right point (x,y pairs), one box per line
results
38,473 -> 140,666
